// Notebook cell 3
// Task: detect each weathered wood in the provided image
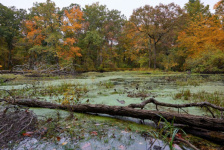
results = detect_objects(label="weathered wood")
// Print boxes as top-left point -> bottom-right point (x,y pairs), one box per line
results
128,98 -> 224,111
1,98 -> 224,144
1,98 -> 224,132
183,127 -> 224,145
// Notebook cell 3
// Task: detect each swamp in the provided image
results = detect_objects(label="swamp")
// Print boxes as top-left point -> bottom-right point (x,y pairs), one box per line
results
1,0 -> 224,149
0,71 -> 224,150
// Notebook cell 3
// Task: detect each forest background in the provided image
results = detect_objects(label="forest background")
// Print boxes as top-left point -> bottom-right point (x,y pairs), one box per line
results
0,0 -> 224,73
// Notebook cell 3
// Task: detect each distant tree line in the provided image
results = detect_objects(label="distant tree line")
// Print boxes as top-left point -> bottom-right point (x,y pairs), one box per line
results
0,0 -> 223,73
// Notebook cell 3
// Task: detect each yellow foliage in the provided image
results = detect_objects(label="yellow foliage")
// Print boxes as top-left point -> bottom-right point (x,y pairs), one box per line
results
178,15 -> 224,58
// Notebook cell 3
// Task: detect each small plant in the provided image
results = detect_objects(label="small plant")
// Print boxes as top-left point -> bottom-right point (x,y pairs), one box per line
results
157,115 -> 186,149
98,81 -> 114,89
174,89 -> 191,100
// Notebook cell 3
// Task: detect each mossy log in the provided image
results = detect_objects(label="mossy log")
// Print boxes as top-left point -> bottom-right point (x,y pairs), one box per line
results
1,98 -> 224,144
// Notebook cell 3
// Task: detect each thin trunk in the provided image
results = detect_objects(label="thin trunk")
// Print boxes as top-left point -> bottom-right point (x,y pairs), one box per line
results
148,39 -> 152,68
7,44 -> 13,70
153,39 -> 157,69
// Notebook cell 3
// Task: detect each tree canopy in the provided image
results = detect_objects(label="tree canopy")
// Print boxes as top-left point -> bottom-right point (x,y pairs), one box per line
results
0,0 -> 223,73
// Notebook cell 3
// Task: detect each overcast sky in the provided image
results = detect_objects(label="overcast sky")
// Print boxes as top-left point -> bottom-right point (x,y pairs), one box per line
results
0,0 -> 217,18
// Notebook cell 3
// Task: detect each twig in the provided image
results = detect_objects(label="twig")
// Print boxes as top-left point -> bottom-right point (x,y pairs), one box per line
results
0,124 -> 13,138
175,137 -> 199,150
18,115 -> 34,133
205,106 -> 215,118
0,124 -> 8,130
180,108 -> 189,115
0,89 -> 16,103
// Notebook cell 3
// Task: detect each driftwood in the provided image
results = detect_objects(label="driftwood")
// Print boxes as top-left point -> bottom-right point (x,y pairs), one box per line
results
1,98 -> 224,145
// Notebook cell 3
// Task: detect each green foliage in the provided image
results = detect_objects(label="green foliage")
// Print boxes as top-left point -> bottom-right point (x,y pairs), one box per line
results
98,81 -> 114,89
159,52 -> 178,71
185,45 -> 224,73
138,55 -> 149,68
0,4 -> 27,69
184,0 -> 211,18
0,1 -> 223,73
151,115 -> 186,149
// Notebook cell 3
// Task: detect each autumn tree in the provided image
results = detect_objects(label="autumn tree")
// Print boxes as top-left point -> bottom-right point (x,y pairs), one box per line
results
60,5 -> 83,64
118,22 -> 150,68
23,0 -> 61,68
130,3 -> 184,69
214,0 -> 224,28
23,0 -> 83,69
178,15 -> 224,73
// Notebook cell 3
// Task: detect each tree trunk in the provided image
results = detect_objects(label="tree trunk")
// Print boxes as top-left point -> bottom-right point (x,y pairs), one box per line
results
148,39 -> 152,68
7,44 -> 13,70
1,98 -> 224,131
1,98 -> 224,144
153,39 -> 157,69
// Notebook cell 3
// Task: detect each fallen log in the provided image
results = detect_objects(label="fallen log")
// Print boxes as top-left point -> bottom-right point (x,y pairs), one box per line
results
1,98 -> 224,144
1,98 -> 224,131
183,127 -> 224,145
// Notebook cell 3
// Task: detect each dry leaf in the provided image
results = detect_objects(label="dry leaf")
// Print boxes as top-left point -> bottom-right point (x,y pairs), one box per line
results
56,136 -> 61,141
22,132 -> 34,137
90,131 -> 98,136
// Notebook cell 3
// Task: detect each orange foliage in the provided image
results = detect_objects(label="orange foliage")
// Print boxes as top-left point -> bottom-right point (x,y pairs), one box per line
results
213,0 -> 223,9
61,7 -> 83,34
59,6 -> 83,60
25,20 -> 45,45
178,15 -> 224,58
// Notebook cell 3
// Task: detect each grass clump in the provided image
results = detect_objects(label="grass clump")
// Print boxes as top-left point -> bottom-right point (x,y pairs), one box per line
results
192,91 -> 223,107
174,89 -> 191,100
174,89 -> 223,107
98,81 -> 114,89
176,75 -> 205,87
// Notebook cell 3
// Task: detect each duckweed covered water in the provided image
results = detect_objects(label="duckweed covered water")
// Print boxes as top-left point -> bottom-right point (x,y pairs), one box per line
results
0,71 -> 224,149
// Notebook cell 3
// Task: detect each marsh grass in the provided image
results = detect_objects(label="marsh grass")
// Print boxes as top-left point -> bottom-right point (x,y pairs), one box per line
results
148,115 -> 186,150
174,89 -> 191,100
207,74 -> 224,82
192,91 -> 223,107
176,79 -> 201,87
174,89 -> 223,105
98,81 -> 114,89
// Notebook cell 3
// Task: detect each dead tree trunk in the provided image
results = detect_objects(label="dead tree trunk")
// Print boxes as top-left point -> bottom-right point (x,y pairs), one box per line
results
1,98 -> 224,131
1,98 -> 224,144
